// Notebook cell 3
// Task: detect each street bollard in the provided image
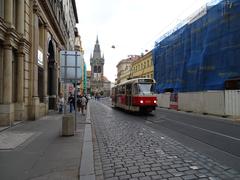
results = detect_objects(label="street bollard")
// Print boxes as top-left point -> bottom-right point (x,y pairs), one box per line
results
62,114 -> 75,136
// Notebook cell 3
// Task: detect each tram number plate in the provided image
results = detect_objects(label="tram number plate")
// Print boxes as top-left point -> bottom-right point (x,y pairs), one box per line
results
145,100 -> 151,103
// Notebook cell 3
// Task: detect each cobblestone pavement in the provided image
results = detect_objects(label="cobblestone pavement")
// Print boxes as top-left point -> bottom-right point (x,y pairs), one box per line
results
90,101 -> 240,180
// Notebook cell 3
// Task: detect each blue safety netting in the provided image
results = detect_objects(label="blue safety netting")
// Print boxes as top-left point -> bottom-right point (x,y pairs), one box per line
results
153,0 -> 240,93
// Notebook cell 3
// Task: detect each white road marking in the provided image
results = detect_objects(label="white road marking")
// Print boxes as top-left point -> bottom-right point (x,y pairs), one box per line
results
164,117 -> 240,142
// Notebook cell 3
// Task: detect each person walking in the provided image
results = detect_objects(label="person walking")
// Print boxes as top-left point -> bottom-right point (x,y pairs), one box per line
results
76,95 -> 82,113
80,95 -> 87,115
83,94 -> 89,110
58,93 -> 64,113
68,93 -> 75,113
76,95 -> 87,115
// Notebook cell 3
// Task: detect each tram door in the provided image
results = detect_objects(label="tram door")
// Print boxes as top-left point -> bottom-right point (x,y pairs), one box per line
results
126,83 -> 132,109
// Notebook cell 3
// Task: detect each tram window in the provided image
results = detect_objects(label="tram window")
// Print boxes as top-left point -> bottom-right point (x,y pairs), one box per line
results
126,84 -> 132,95
133,84 -> 139,94
118,85 -> 126,94
138,83 -> 154,95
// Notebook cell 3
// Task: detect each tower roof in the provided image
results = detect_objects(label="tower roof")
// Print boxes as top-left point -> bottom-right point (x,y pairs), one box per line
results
93,36 -> 101,59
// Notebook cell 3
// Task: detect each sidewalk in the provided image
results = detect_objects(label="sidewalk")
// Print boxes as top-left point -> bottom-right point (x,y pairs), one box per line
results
0,106 -> 95,180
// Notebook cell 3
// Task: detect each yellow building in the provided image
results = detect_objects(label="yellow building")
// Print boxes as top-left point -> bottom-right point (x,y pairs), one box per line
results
116,55 -> 140,84
131,51 -> 154,79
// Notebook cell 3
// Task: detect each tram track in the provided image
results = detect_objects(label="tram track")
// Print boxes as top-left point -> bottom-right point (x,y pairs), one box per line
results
98,99 -> 240,171
143,110 -> 240,158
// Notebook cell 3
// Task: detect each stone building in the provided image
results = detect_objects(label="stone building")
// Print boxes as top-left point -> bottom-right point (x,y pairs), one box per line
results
0,0 -> 78,126
89,37 -> 111,97
102,76 -> 111,97
90,37 -> 105,96
116,55 -> 140,84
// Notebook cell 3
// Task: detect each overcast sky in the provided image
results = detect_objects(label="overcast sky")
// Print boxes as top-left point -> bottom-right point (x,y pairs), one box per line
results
76,0 -> 212,82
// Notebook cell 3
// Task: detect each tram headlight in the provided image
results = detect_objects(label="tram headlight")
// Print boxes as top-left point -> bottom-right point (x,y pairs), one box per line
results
140,100 -> 144,104
154,100 -> 157,104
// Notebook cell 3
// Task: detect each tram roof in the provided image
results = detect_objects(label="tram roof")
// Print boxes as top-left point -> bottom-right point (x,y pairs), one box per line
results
114,78 -> 155,87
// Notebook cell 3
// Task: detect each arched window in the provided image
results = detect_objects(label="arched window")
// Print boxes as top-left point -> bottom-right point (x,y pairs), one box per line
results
94,66 -> 97,73
98,66 -> 101,73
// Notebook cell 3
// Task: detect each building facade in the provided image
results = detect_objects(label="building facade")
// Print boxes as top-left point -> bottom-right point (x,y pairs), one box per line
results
103,76 -> 111,97
116,55 -> 140,84
73,27 -> 85,95
132,51 -> 154,79
90,37 -> 105,96
86,70 -> 91,95
0,0 -> 78,126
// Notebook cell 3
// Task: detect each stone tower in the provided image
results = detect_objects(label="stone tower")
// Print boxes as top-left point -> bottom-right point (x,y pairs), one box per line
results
90,36 -> 105,95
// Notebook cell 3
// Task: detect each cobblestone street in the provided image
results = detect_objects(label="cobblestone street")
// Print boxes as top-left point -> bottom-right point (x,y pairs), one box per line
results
91,101 -> 240,180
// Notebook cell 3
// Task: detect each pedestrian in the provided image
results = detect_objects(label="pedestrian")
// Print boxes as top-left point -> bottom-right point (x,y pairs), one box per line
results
68,92 -> 75,113
77,95 -> 87,115
80,95 -> 87,115
58,93 -> 64,113
76,95 -> 82,113
84,94 -> 89,110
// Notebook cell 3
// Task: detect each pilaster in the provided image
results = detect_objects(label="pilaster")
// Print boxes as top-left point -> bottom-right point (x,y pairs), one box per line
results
17,49 -> 24,103
4,0 -> 13,26
43,24 -> 49,113
15,46 -> 25,121
16,0 -> 25,35
0,43 -> 14,126
29,9 -> 40,120
3,43 -> 12,104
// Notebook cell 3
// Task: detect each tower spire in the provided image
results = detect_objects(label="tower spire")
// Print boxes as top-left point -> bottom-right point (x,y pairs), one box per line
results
96,35 -> 99,44
93,36 -> 101,59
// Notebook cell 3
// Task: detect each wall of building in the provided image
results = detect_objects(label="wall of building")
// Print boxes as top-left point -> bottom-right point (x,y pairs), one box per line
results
132,51 -> 153,79
0,0 -> 78,126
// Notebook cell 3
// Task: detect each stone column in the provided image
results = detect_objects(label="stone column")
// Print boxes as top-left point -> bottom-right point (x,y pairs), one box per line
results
0,43 -> 14,126
33,14 -> 39,97
30,11 -> 40,120
53,49 -> 58,110
4,0 -> 13,25
53,51 -> 57,96
16,0 -> 25,34
3,44 -> 12,104
43,25 -> 49,113
15,50 -> 25,121
17,51 -> 24,103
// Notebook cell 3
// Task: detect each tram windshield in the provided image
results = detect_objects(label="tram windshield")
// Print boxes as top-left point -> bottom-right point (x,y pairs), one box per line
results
137,83 -> 154,95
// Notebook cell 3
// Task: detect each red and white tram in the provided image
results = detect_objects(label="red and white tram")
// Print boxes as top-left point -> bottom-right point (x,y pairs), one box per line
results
111,78 -> 157,113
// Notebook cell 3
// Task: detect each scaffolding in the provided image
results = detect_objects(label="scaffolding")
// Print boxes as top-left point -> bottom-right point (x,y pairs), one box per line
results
153,0 -> 240,93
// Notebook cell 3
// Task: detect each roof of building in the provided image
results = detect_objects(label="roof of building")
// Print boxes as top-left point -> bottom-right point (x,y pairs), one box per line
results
102,76 -> 110,82
116,55 -> 140,67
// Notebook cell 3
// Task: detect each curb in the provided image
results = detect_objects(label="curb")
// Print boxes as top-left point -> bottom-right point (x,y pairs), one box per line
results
79,104 -> 95,180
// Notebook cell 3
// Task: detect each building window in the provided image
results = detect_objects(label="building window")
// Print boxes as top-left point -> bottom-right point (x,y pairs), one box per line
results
98,66 -> 101,73
147,60 -> 149,67
94,66 -> 97,73
0,0 -> 4,18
